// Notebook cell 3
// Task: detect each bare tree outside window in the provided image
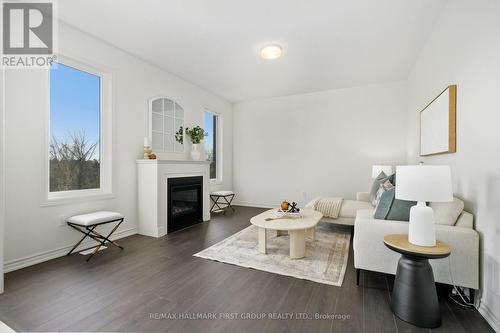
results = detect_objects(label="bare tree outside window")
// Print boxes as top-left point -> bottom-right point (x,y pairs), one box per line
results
49,131 -> 100,192
50,61 -> 101,193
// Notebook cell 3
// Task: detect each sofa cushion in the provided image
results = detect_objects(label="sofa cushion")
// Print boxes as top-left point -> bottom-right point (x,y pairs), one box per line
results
430,197 -> 465,225
340,200 -> 374,218
374,186 -> 416,221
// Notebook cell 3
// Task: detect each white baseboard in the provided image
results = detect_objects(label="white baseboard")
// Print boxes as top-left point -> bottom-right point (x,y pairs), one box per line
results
233,201 -> 275,209
479,301 -> 500,332
4,227 -> 137,273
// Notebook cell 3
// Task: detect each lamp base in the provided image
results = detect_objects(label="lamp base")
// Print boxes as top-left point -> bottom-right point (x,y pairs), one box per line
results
408,202 -> 436,247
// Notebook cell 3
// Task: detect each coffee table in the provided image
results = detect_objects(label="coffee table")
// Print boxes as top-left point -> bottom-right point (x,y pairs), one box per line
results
250,208 -> 323,259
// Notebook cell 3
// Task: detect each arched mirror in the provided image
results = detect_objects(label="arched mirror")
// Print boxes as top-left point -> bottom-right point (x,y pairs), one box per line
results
149,97 -> 184,153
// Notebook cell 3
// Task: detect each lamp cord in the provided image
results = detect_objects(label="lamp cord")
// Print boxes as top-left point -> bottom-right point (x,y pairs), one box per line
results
447,256 -> 476,309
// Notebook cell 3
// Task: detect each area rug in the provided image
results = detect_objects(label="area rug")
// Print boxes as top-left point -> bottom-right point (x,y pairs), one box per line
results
193,223 -> 351,286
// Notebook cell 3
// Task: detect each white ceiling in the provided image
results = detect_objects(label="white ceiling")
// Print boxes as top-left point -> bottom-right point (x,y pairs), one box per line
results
57,0 -> 447,103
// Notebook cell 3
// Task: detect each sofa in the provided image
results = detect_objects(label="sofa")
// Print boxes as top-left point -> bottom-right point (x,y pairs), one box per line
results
305,192 -> 373,225
352,191 -> 479,291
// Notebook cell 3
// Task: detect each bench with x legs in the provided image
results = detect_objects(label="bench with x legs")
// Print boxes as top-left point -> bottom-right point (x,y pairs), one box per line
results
66,211 -> 125,262
210,190 -> 236,214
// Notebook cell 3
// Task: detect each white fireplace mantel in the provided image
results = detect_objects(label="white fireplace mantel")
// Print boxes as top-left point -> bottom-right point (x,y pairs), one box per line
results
136,159 -> 211,237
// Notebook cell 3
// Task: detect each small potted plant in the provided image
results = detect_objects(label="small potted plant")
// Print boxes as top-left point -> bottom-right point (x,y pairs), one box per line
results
185,125 -> 207,160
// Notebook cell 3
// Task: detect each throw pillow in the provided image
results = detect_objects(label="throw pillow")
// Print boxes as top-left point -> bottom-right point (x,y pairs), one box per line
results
369,172 -> 387,203
374,186 -> 416,221
430,197 -> 464,225
369,172 -> 395,204
372,180 -> 393,206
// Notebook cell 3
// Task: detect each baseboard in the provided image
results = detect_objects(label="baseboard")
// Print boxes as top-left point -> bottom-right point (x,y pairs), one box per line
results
479,301 -> 500,332
233,201 -> 275,209
4,227 -> 137,273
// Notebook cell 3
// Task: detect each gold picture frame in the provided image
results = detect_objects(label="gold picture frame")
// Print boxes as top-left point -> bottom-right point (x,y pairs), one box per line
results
419,85 -> 456,156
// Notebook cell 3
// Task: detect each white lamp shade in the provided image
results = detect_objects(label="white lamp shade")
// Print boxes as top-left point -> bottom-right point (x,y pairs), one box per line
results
372,165 -> 394,178
395,165 -> 453,202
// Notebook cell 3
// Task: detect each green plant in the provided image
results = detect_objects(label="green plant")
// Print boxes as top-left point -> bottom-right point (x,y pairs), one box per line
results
175,126 -> 184,144
185,125 -> 207,144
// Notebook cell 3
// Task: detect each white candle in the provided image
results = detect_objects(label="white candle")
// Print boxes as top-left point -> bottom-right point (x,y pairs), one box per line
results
144,137 -> 149,147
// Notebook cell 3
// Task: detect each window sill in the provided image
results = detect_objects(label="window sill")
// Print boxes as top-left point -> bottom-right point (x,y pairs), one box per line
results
41,191 -> 114,207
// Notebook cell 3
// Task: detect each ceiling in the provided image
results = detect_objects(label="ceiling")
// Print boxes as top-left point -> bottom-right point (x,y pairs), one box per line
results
57,0 -> 447,103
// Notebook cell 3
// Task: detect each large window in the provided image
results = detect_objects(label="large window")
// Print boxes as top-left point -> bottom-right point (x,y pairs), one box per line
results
204,111 -> 220,180
47,59 -> 111,201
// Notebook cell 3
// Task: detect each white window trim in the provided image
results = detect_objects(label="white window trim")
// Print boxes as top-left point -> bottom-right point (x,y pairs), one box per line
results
41,55 -> 113,206
204,109 -> 223,184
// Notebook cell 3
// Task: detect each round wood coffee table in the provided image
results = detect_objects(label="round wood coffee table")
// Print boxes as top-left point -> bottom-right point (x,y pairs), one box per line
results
250,208 -> 323,259
384,234 -> 451,328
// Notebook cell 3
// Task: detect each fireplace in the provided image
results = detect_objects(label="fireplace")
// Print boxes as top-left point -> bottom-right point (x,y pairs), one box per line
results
167,176 -> 203,232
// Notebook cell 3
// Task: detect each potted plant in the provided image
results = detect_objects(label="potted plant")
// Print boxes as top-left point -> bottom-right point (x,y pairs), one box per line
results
185,125 -> 207,160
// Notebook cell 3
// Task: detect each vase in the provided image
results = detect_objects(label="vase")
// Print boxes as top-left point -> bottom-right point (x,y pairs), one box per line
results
190,143 -> 201,160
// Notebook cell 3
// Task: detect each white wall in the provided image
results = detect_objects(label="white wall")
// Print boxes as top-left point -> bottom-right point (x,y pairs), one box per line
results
3,21 -> 232,271
233,82 -> 407,207
406,0 -> 500,330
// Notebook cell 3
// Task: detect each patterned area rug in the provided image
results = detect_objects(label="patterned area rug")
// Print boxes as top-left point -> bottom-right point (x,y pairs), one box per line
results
194,223 -> 351,286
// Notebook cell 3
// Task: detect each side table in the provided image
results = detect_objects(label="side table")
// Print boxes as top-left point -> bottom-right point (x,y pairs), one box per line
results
383,234 -> 451,328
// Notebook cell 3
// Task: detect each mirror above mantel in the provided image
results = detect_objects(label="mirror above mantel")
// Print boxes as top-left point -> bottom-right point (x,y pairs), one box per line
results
148,97 -> 185,153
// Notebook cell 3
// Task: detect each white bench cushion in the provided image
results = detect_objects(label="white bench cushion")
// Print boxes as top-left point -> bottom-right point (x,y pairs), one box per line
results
67,211 -> 124,226
211,190 -> 235,196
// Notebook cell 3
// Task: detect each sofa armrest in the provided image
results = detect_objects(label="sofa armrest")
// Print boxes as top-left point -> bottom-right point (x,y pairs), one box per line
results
455,211 -> 473,228
356,192 -> 371,202
305,197 -> 320,208
353,213 -> 479,289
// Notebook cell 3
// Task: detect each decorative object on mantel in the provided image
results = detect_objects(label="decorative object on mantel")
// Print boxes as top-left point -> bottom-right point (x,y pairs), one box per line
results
420,85 -> 456,156
185,125 -> 208,160
149,97 -> 185,153
143,137 -> 156,159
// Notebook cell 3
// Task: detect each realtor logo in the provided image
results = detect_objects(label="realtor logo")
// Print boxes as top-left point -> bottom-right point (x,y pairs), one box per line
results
2,1 -> 56,68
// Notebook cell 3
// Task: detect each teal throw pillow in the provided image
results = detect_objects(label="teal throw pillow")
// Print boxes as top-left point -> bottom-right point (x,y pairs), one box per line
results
374,186 -> 416,221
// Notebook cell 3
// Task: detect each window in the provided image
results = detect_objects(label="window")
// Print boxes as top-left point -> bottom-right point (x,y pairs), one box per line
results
204,111 -> 220,180
46,59 -> 112,202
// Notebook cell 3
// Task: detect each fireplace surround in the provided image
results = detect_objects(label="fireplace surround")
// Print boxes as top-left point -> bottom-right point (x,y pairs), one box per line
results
136,159 -> 211,237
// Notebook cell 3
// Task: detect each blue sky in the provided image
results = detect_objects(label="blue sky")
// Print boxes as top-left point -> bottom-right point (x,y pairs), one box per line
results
50,62 -> 100,152
204,112 -> 214,152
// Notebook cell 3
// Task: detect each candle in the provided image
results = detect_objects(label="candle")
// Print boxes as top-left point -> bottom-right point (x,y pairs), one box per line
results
144,137 -> 149,147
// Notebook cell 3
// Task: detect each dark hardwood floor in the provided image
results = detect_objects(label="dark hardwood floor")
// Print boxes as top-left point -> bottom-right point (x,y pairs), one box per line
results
0,206 -> 493,332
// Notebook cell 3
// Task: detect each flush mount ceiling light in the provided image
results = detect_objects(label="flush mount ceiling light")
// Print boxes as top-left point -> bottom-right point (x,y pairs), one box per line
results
260,45 -> 282,59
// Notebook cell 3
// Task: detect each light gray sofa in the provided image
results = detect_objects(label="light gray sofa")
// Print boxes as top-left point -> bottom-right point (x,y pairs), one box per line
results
352,192 -> 479,291
305,192 -> 373,225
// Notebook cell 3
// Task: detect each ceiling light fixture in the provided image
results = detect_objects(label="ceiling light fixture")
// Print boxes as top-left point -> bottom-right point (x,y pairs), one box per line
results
260,45 -> 282,60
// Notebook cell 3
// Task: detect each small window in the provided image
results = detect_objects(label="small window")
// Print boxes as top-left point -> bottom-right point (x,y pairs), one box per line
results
204,111 -> 220,180
49,62 -> 101,192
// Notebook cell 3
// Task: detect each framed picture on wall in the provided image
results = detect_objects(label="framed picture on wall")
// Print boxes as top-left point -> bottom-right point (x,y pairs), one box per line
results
419,85 -> 457,156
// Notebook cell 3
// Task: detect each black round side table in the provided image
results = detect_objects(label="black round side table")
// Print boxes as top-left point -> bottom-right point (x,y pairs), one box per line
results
384,234 -> 451,329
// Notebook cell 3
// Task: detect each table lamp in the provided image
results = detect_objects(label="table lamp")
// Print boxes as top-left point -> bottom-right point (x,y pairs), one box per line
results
372,165 -> 394,179
395,165 -> 453,246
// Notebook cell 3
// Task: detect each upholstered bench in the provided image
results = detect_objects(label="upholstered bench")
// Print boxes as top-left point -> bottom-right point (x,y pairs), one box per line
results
66,211 -> 124,261
210,190 -> 235,213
